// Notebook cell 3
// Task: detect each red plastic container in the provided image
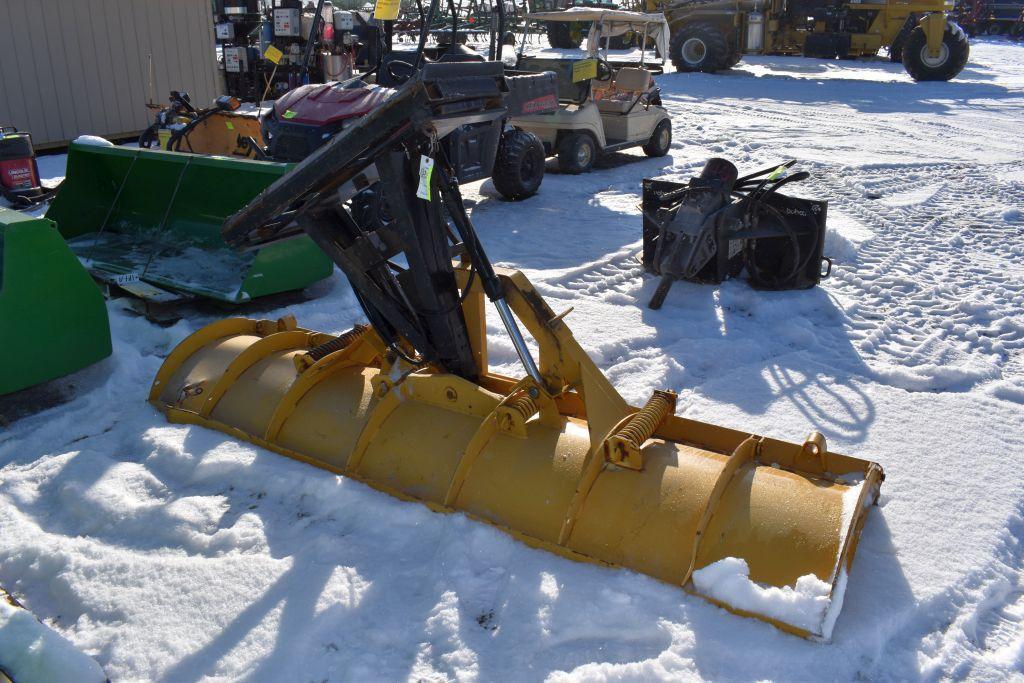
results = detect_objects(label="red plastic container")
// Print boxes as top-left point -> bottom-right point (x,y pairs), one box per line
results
0,127 -> 42,197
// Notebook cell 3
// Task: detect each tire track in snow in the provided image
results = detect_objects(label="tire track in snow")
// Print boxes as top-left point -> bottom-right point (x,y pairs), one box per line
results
534,160 -> 1023,398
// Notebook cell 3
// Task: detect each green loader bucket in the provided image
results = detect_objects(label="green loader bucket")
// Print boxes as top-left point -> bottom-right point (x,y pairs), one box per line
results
46,143 -> 332,303
0,208 -> 111,396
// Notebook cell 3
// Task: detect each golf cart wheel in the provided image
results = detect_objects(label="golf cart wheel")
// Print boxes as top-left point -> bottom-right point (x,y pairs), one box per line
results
546,21 -> 583,49
902,20 -> 970,81
670,22 -> 729,72
557,133 -> 597,174
492,130 -> 546,200
643,119 -> 672,157
985,20 -> 1005,35
1011,22 -> 1024,40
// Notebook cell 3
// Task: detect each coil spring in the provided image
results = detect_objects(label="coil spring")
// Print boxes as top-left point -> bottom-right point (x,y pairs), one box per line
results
307,324 -> 368,362
616,391 -> 676,448
505,394 -> 538,422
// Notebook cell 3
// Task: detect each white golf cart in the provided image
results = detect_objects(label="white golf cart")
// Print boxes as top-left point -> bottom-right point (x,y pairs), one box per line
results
509,9 -> 673,174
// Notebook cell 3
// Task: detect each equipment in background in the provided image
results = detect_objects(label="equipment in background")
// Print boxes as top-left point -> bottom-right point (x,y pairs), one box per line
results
0,127 -> 58,208
141,91 -> 265,158
510,10 -> 672,174
955,0 -> 1024,35
150,58 -> 883,641
0,208 -> 111,396
45,142 -> 332,305
161,0 -> 552,203
532,0 -> 639,48
642,159 -> 831,309
216,0 -> 265,101
259,0 -> 555,200
264,0 -> 360,98
213,0 -> 361,102
663,0 -> 970,81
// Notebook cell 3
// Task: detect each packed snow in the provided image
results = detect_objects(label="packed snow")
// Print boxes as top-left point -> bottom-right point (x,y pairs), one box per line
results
2,39 -> 1024,681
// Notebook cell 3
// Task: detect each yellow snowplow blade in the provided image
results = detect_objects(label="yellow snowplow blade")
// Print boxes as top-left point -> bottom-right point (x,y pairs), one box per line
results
150,266 -> 882,639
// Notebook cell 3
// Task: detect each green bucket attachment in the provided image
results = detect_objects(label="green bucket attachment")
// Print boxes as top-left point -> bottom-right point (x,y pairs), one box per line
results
0,208 -> 112,396
46,143 -> 333,303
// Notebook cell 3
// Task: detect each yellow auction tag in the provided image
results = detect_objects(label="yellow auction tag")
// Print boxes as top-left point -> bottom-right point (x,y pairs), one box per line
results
572,59 -> 598,83
374,0 -> 400,20
283,110 -> 297,119
225,121 -> 235,131
264,44 -> 284,65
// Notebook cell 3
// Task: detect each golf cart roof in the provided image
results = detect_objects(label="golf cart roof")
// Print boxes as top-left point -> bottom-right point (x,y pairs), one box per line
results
526,9 -> 669,63
526,8 -> 666,24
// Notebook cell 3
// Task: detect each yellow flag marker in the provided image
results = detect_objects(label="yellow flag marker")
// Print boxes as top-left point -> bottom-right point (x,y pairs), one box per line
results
264,44 -> 284,65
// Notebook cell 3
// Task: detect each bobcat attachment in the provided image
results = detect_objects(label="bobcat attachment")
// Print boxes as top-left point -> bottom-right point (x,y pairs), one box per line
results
46,143 -> 332,304
149,57 -> 883,639
0,208 -> 111,396
642,158 -> 831,309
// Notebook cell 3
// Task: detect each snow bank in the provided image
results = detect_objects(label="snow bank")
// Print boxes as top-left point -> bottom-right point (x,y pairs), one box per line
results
0,598 -> 105,683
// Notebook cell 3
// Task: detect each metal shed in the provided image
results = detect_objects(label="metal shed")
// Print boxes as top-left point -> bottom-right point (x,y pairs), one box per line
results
0,0 -> 221,149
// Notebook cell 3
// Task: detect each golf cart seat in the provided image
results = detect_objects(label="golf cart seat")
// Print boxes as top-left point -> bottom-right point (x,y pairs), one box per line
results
595,67 -> 652,114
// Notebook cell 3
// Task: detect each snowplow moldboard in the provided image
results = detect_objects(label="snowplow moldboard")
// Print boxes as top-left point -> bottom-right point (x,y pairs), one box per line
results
46,143 -> 333,303
150,265 -> 883,640
0,207 -> 111,395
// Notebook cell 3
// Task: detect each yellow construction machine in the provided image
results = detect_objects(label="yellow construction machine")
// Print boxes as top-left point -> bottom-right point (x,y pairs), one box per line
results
663,0 -> 970,80
150,56 -> 883,639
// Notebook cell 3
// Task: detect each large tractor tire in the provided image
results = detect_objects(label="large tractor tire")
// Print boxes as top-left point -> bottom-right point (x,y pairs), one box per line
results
889,15 -> 917,62
546,21 -> 584,49
984,20 -> 1006,35
889,37 -> 905,62
492,129 -> 546,200
670,22 -> 730,72
902,20 -> 970,81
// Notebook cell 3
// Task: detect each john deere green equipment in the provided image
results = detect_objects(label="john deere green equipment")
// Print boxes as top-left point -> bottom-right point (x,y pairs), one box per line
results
0,208 -> 111,395
46,143 -> 333,304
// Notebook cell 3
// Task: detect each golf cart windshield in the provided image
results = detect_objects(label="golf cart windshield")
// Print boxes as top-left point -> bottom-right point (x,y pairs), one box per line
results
524,9 -> 669,66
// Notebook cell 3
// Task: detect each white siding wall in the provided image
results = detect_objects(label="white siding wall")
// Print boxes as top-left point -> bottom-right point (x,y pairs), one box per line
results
0,0 -> 221,148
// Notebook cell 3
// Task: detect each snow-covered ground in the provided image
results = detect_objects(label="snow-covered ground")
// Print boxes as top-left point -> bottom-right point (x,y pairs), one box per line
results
2,39 -> 1023,681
